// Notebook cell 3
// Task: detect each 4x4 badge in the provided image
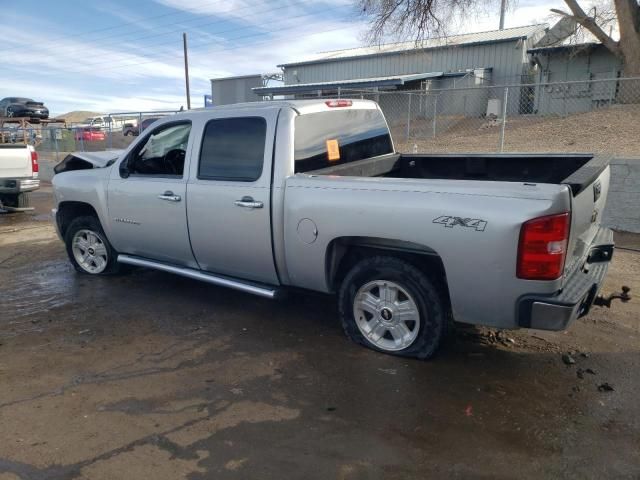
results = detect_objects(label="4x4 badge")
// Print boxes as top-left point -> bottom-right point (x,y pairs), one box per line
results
432,215 -> 487,232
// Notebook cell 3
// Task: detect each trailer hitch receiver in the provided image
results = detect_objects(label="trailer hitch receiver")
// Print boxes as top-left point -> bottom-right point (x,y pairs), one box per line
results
593,286 -> 631,308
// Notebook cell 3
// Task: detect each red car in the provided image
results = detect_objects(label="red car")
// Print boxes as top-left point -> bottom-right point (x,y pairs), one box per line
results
74,128 -> 105,142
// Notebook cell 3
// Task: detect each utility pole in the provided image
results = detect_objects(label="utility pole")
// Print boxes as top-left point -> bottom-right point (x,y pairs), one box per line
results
183,32 -> 191,110
499,0 -> 507,30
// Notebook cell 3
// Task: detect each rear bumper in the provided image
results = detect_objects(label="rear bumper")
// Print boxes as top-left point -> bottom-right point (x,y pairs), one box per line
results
517,227 -> 614,331
0,178 -> 40,194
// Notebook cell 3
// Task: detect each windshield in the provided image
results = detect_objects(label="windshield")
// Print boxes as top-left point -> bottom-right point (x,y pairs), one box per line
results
294,108 -> 393,173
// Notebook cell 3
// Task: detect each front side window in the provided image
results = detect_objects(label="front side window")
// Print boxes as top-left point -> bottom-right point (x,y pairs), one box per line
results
198,117 -> 266,181
128,123 -> 191,176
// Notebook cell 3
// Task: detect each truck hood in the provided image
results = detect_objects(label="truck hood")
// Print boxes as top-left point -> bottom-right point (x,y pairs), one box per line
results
70,150 -> 125,168
53,150 -> 125,174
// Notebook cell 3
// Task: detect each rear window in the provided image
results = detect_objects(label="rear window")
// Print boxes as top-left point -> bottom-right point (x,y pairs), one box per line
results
294,109 -> 393,173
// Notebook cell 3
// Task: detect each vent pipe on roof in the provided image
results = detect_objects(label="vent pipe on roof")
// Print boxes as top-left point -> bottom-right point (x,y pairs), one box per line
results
499,0 -> 506,29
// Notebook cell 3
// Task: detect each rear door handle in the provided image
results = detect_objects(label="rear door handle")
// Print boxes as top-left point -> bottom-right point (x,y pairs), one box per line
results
234,196 -> 263,209
158,191 -> 181,202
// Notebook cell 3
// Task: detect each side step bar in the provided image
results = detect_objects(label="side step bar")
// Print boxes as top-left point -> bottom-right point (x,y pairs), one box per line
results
117,254 -> 280,299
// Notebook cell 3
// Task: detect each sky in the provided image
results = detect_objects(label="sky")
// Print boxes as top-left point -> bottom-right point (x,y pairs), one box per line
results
0,0 -> 570,115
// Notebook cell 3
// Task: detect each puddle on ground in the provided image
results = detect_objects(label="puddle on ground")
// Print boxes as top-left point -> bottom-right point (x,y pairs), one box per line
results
0,260 -> 75,324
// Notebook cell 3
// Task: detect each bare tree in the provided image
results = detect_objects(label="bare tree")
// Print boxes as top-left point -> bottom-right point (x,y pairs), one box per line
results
358,0 -> 640,76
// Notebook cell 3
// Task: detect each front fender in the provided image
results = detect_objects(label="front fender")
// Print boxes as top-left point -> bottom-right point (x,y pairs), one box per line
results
52,168 -> 112,238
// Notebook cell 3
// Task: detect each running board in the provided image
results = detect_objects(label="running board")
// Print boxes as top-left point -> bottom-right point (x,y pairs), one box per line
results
117,254 -> 280,299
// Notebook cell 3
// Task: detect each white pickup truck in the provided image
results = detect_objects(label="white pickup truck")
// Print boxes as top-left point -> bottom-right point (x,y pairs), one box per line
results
0,144 -> 39,211
51,99 -> 627,359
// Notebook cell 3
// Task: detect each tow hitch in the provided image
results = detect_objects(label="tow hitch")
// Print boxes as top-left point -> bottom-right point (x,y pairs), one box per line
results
593,286 -> 631,308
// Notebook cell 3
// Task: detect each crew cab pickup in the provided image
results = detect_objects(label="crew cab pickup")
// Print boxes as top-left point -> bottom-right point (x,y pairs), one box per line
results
0,144 -> 39,211
51,99 -> 617,359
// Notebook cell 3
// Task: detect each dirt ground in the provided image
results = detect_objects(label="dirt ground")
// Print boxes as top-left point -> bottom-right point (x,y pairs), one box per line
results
395,104 -> 640,156
1,188 -> 639,479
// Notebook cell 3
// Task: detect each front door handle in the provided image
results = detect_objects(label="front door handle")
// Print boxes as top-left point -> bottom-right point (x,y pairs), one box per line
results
158,191 -> 181,202
234,196 -> 263,209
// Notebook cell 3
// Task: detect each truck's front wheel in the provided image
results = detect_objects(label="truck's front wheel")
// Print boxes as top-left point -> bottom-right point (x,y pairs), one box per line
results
338,256 -> 448,360
65,216 -> 121,275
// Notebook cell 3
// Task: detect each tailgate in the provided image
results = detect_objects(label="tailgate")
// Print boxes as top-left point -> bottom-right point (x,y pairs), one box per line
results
0,145 -> 32,178
563,157 -> 611,279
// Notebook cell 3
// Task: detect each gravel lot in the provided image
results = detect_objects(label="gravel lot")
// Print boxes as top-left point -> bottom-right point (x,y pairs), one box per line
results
0,188 -> 639,479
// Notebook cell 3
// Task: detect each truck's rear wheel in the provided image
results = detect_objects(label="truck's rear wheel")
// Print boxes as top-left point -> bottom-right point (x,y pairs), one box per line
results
64,216 -> 121,275
338,256 -> 448,360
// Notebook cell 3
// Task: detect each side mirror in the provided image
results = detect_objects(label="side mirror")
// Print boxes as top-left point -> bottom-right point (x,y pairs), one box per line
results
119,156 -> 131,178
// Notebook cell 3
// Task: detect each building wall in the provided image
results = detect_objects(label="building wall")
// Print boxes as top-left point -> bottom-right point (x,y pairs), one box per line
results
604,158 -> 640,233
210,75 -> 263,106
284,39 -> 535,116
283,40 -> 531,87
533,45 -> 621,115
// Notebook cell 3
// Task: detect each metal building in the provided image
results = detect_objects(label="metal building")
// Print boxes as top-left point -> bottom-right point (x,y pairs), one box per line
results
528,43 -> 621,115
210,74 -> 263,106
254,24 -> 547,99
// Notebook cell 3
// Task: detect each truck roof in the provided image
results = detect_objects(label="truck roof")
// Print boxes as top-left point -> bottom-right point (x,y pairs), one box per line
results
183,99 -> 379,116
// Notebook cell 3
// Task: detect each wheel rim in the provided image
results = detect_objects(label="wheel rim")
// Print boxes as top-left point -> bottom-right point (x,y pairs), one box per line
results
72,229 -> 108,274
353,280 -> 421,351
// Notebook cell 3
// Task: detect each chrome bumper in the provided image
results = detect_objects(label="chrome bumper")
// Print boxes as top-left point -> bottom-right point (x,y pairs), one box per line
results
0,178 -> 40,194
517,227 -> 614,331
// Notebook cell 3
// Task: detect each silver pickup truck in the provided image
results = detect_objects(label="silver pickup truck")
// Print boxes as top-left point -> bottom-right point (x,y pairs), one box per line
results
52,99 -> 618,359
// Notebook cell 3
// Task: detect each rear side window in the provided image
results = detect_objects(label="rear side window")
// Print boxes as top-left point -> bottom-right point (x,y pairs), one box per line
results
294,109 -> 393,172
198,117 -> 266,181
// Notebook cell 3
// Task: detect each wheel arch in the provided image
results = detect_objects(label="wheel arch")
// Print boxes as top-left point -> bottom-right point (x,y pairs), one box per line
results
325,236 -> 450,302
57,201 -> 100,238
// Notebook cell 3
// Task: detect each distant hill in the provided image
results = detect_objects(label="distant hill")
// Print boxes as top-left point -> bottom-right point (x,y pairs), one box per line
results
58,110 -> 104,123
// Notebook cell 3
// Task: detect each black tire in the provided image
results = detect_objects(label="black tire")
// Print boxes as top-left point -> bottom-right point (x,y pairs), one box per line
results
338,256 -> 448,360
64,215 -> 122,275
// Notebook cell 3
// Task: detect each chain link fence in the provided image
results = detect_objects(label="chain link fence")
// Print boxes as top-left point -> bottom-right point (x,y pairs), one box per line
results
333,77 -> 640,156
0,110 -> 181,164
5,78 -> 639,163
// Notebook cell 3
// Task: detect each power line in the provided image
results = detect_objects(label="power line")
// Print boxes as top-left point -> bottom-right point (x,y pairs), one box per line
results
2,2 -> 353,75
78,22 -> 354,75
9,19 -> 355,78
0,0 -> 234,53
29,10 -> 355,75
0,0 -> 316,59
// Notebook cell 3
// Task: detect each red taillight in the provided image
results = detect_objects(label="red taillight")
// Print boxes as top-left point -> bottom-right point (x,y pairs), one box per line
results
31,150 -> 39,173
325,99 -> 352,108
517,213 -> 570,280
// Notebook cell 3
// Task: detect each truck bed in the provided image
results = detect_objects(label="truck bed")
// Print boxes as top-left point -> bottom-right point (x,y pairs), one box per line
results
308,153 -> 609,195
304,151 -> 611,297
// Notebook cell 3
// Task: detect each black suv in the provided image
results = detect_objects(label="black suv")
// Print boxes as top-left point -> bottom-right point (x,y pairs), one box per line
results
0,97 -> 49,121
